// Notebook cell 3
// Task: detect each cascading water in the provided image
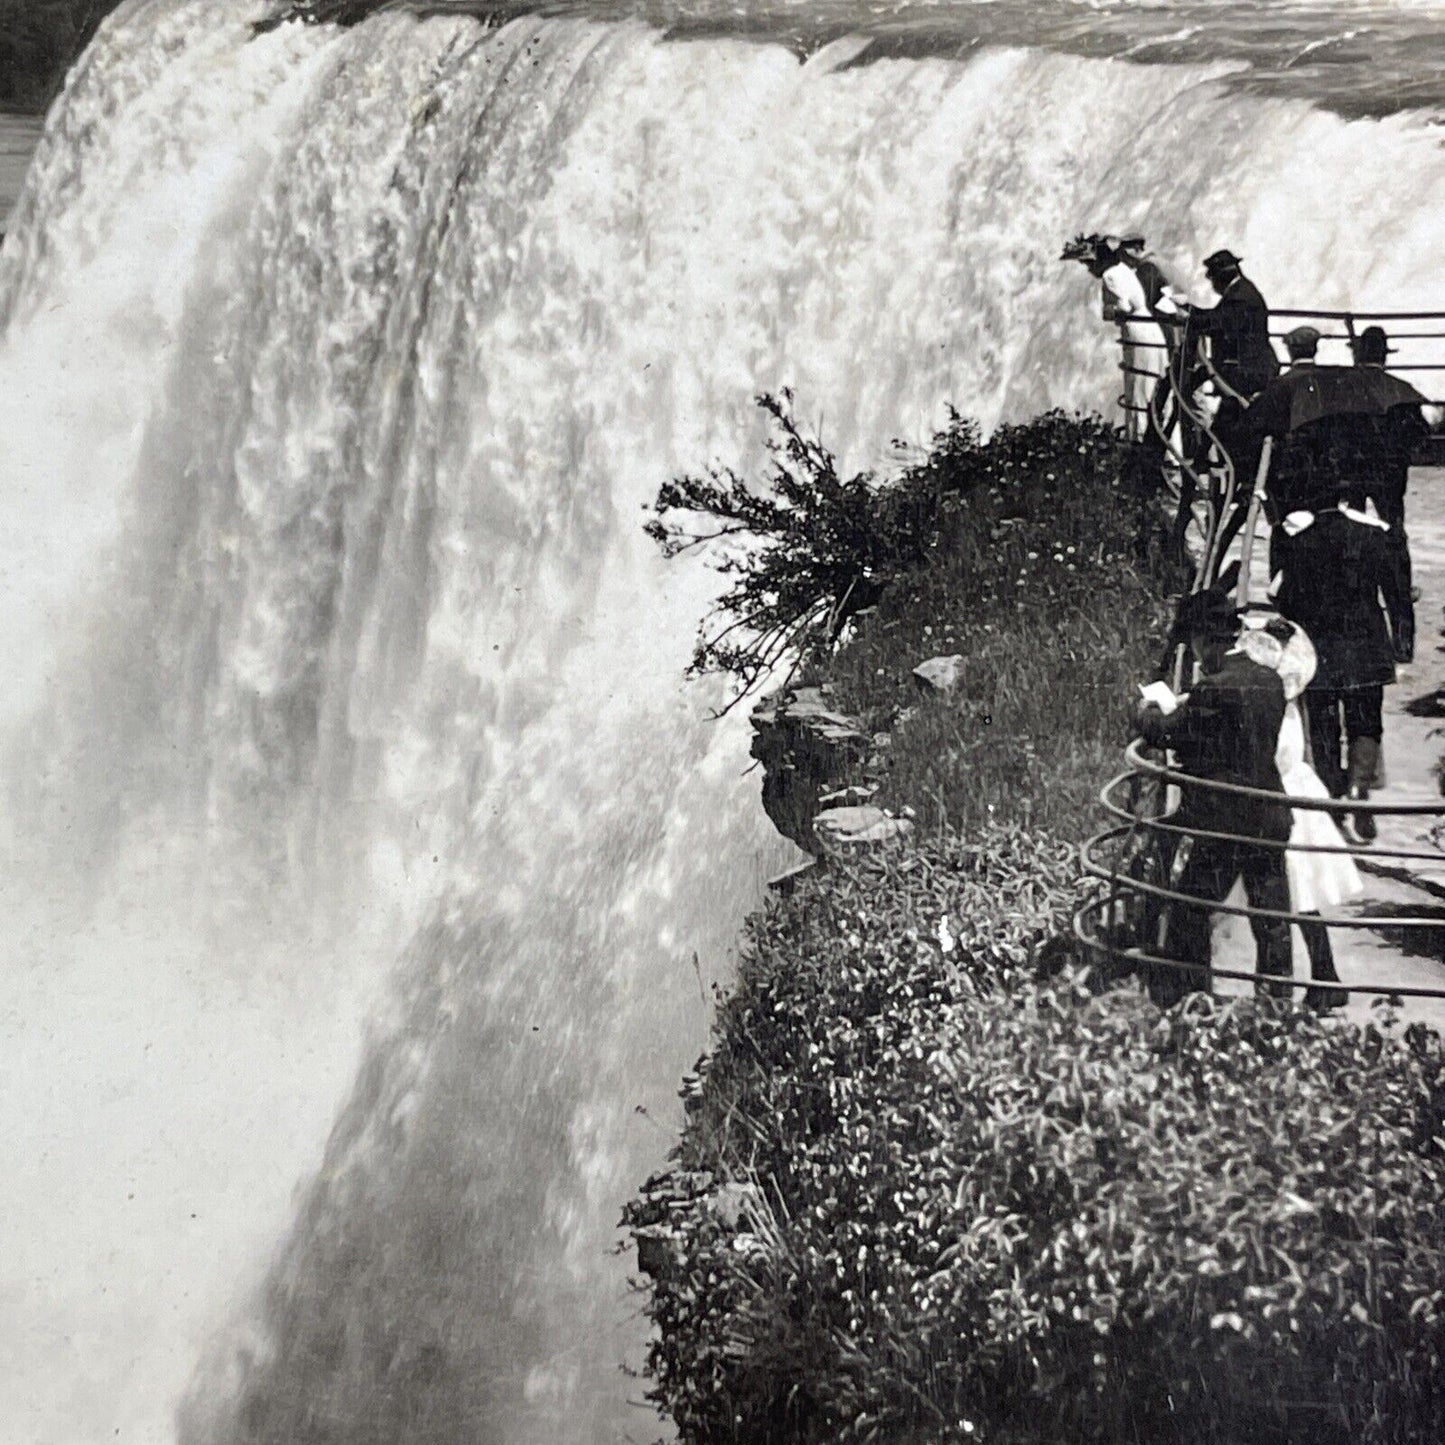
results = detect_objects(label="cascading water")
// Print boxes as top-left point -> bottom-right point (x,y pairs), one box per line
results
3,1 -> 1445,1442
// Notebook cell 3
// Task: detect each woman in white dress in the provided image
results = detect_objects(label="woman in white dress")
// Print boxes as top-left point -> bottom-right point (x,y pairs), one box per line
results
1098,244 -> 1173,444
1239,619 -> 1359,1010
1062,233 -> 1174,442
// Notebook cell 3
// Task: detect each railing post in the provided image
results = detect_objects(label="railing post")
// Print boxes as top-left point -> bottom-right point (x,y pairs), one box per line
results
1235,436 -> 1273,608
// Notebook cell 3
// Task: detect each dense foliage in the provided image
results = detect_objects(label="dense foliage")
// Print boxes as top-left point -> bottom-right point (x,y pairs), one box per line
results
0,0 -> 112,109
645,397 -> 1136,710
628,403 -> 1445,1444
822,406 -> 1168,836
626,833 -> 1445,1445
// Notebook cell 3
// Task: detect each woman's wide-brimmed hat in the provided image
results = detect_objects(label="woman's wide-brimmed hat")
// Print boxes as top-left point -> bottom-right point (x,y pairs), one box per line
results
1060,233 -> 1100,262
1239,614 -> 1317,700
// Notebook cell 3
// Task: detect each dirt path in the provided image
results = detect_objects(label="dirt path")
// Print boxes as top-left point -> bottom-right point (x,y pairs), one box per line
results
1213,466 -> 1445,1027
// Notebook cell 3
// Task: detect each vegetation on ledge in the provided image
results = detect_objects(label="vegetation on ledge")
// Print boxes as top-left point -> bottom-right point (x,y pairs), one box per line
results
625,406 -> 1445,1445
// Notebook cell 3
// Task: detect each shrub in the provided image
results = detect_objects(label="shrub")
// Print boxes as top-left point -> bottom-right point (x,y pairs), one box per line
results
820,406 -> 1167,838
644,398 -> 1135,711
625,832 -> 1445,1445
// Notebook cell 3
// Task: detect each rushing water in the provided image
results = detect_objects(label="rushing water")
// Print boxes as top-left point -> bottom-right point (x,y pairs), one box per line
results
2,1 -> 1444,1442
339,0 -> 1445,116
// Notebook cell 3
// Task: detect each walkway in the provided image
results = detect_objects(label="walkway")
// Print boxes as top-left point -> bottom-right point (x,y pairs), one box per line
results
1213,466 -> 1445,1027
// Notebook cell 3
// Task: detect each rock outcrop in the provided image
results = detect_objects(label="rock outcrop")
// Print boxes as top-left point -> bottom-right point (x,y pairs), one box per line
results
912,653 -> 965,695
750,684 -> 910,855
749,685 -> 872,851
813,805 -> 913,856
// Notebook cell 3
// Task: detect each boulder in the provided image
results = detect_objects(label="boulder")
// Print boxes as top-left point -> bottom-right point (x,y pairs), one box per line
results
709,1180 -> 764,1230
912,653 -> 965,695
634,1226 -> 681,1282
813,805 -> 914,856
750,685 -> 871,851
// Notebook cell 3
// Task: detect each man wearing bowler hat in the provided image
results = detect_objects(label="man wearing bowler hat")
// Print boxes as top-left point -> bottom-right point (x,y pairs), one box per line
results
1188,249 -> 1280,400
1138,575 -> 1294,1006
1348,325 -> 1442,566
1352,324 -> 1395,370
1182,250 -> 1280,551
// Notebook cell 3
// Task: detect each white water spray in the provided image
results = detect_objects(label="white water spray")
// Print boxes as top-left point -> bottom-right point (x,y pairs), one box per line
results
3,3 -> 1445,1443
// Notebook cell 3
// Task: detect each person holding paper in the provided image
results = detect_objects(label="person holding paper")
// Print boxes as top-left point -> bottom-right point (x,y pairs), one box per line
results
1137,578 -> 1293,1006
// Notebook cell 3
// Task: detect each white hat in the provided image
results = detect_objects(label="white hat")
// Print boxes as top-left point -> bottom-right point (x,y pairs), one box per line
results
1239,616 -> 1316,700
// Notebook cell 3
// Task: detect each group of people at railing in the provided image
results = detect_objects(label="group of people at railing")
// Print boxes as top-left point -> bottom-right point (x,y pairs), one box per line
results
1062,234 -> 1442,571
1133,581 -> 1368,1010
1062,233 -> 1445,1009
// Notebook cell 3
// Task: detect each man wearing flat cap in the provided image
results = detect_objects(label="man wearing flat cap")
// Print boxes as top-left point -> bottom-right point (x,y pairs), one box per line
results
1138,573 -> 1293,1005
1240,323 -> 1329,564
1283,324 -> 1320,368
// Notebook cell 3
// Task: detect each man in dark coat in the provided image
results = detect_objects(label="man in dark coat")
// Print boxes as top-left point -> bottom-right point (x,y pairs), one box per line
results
1273,488 -> 1414,839
1347,326 -> 1437,587
1187,249 -> 1280,400
1181,250 -> 1281,555
1138,583 -> 1293,1006
1242,326 -> 1329,569
1119,234 -> 1184,323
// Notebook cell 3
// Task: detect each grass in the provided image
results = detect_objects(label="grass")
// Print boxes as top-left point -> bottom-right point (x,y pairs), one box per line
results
818,410 -> 1170,838
628,835 -> 1445,1445
626,406 -> 1445,1445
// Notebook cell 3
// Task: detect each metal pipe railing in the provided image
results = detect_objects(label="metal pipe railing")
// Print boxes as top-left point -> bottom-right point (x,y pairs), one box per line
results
1077,302 -> 1445,1005
1075,746 -> 1445,1003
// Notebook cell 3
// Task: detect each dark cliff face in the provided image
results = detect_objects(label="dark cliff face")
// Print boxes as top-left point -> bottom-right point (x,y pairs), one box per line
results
0,1 -> 116,111
258,1 -> 509,31
749,685 -> 872,853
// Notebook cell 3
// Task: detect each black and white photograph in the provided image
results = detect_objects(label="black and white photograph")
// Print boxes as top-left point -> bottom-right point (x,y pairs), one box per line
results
1,3 -> 1443,1443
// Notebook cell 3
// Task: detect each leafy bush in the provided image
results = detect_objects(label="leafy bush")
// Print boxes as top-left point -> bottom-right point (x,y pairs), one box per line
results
626,832 -> 1445,1445
820,407 -> 1168,837
644,397 -> 1134,710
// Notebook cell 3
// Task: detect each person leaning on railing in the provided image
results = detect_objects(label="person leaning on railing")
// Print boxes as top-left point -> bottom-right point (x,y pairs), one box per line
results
1181,248 -> 1280,404
1136,578 -> 1293,1007
1060,233 -> 1176,444
1173,249 -> 1281,554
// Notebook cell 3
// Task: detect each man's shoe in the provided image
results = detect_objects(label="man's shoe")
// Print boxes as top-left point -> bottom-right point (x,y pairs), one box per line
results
1349,785 -> 1377,843
1305,986 -> 1348,1013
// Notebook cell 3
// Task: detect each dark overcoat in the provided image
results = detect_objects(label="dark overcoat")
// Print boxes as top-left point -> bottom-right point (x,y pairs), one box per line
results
1189,275 -> 1279,396
1139,652 -> 1291,842
1274,509 -> 1413,690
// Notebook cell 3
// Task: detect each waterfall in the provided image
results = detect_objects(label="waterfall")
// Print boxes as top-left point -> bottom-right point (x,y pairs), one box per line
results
3,2 -> 1444,1442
